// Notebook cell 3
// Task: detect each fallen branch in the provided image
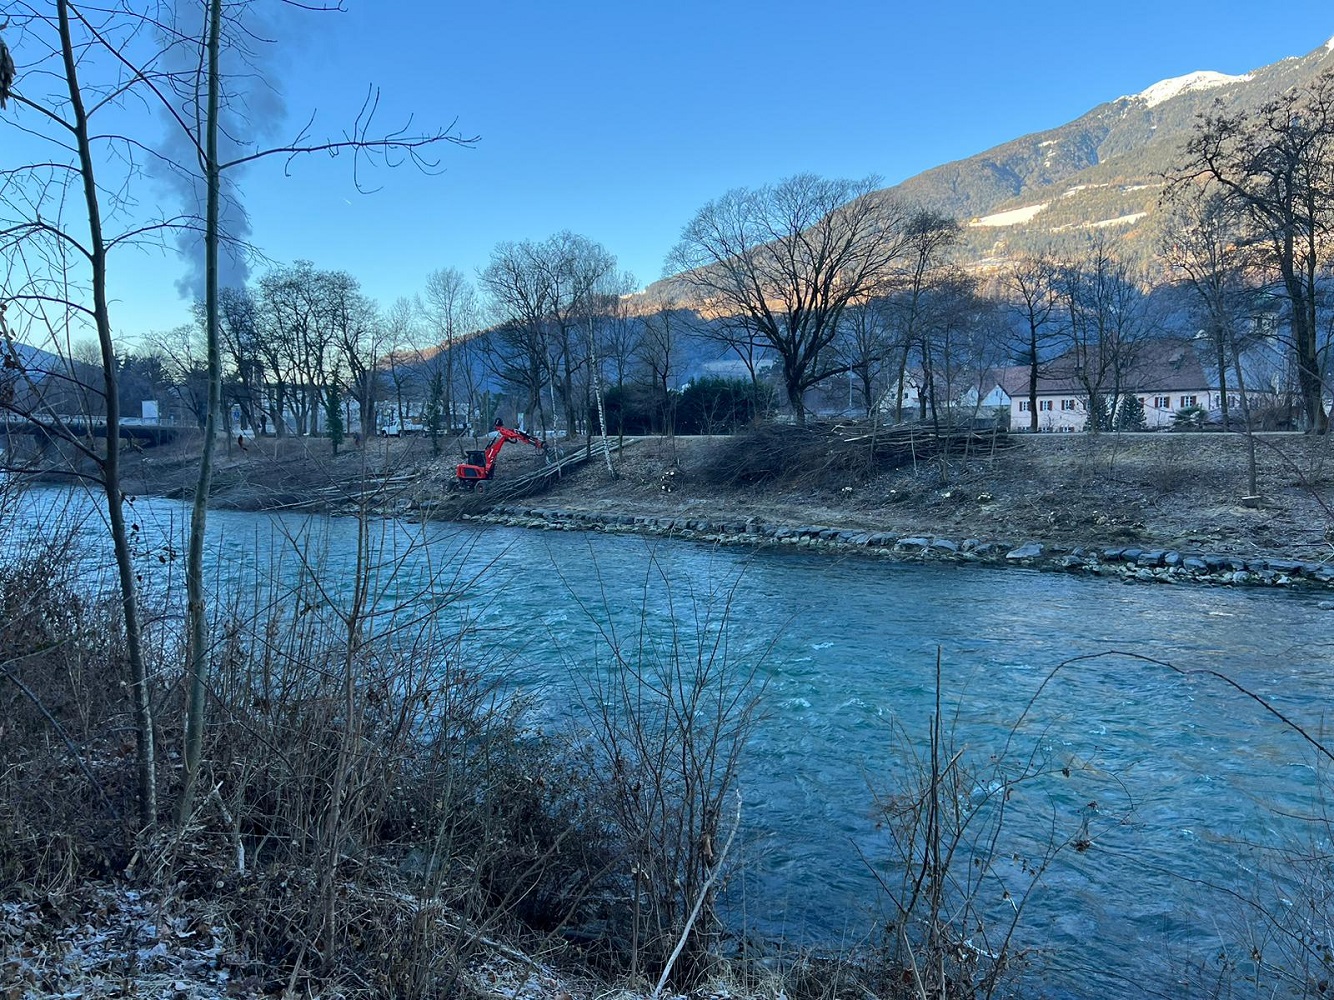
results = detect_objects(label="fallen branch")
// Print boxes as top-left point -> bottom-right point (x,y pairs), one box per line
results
651,791 -> 743,1000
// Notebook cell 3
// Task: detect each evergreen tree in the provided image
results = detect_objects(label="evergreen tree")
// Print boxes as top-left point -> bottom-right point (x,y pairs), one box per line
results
1115,393 -> 1146,431
1086,394 -> 1112,432
325,386 -> 344,454
426,367 -> 445,457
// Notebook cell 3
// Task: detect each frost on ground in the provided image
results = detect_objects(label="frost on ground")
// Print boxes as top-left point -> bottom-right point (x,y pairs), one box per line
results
2,887 -> 237,1000
465,954 -> 779,1000
2,884 -> 778,1000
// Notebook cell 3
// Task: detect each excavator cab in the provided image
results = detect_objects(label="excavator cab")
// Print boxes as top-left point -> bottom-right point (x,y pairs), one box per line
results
452,420 -> 545,491
455,449 -> 490,489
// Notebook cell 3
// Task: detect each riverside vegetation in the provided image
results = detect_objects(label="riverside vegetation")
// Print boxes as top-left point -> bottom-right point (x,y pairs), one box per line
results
4,424 -> 1334,999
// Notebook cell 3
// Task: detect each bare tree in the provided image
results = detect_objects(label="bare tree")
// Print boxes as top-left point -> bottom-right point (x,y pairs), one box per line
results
256,261 -> 335,435
537,232 -> 616,435
1057,237 -> 1151,432
836,297 -> 896,418
668,174 -> 911,424
1004,252 -> 1060,432
2,2 -> 475,829
424,266 -> 480,443
0,2 -> 171,827
886,210 -> 962,423
603,288 -> 645,390
380,295 -> 423,433
480,242 -> 555,428
322,269 -> 381,440
579,269 -> 635,474
146,323 -> 210,427
216,286 -> 263,434
920,269 -> 997,434
1181,72 -> 1334,432
480,232 -> 616,434
639,299 -> 686,435
1162,185 -> 1264,490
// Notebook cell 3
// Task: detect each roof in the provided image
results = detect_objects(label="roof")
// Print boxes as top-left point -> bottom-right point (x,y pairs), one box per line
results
987,337 -> 1214,399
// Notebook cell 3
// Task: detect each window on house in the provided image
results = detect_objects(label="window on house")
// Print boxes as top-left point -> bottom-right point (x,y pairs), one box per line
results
1018,400 -> 1031,412
1180,395 -> 1197,408
1039,400 -> 1053,412
1153,396 -> 1170,409
1060,399 -> 1078,411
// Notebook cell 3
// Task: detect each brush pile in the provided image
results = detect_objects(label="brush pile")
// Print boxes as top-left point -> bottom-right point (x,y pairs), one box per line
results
705,422 -> 1013,489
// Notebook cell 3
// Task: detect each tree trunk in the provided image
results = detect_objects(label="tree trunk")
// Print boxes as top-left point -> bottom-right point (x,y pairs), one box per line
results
177,0 -> 224,825
1214,322 -> 1230,428
784,364 -> 805,426
1283,254 -> 1329,432
60,0 -> 156,830
1028,334 -> 1040,432
893,341 -> 910,423
588,325 -> 615,475
1230,343 -> 1259,496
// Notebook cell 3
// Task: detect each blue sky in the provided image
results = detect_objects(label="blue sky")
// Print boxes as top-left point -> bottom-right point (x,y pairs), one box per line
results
12,1 -> 1334,340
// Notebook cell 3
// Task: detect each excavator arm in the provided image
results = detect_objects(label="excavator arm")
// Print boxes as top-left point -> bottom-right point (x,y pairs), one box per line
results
483,425 -> 544,476
454,420 -> 545,488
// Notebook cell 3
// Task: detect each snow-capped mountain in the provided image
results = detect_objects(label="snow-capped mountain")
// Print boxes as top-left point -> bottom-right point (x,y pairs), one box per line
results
873,36 -> 1334,267
1129,70 -> 1253,109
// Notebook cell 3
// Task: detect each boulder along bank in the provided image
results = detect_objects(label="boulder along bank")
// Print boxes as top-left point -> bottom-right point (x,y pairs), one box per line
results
467,504 -> 1334,593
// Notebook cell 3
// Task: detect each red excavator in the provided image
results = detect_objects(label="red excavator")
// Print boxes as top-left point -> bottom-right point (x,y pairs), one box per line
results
454,419 -> 546,490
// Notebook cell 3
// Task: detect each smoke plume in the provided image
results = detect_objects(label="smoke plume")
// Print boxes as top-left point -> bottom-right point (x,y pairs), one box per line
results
155,1 -> 292,301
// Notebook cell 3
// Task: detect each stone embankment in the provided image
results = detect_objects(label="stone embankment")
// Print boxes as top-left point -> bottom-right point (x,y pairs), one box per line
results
470,504 -> 1334,592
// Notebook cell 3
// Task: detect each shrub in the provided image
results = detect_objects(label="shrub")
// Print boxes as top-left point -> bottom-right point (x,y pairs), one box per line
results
677,377 -> 766,435
166,549 -> 619,995
570,554 -> 766,987
0,517 -> 134,890
1173,405 -> 1207,430
599,383 -> 660,435
862,655 -> 1119,1000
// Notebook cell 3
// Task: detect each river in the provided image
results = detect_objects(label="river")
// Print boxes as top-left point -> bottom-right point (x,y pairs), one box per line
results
12,486 -> 1334,998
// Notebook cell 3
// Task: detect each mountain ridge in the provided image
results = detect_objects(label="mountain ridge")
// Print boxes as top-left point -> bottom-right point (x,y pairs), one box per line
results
875,37 -> 1334,265
645,35 -> 1334,300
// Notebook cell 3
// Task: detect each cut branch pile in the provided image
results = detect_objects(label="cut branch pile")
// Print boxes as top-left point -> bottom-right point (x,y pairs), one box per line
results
705,422 -> 1013,489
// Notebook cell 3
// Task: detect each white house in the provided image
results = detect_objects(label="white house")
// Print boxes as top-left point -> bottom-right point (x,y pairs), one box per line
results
987,338 -> 1232,432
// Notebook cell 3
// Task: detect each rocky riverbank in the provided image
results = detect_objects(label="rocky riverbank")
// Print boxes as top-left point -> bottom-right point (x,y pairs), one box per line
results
445,429 -> 1332,593
469,502 -> 1334,591
87,425 -> 1334,591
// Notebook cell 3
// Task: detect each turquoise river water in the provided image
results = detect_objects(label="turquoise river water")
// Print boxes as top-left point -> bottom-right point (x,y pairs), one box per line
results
12,486 -> 1334,998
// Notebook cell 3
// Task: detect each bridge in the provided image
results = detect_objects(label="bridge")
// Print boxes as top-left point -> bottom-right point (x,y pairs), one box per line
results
1,414 -> 183,447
